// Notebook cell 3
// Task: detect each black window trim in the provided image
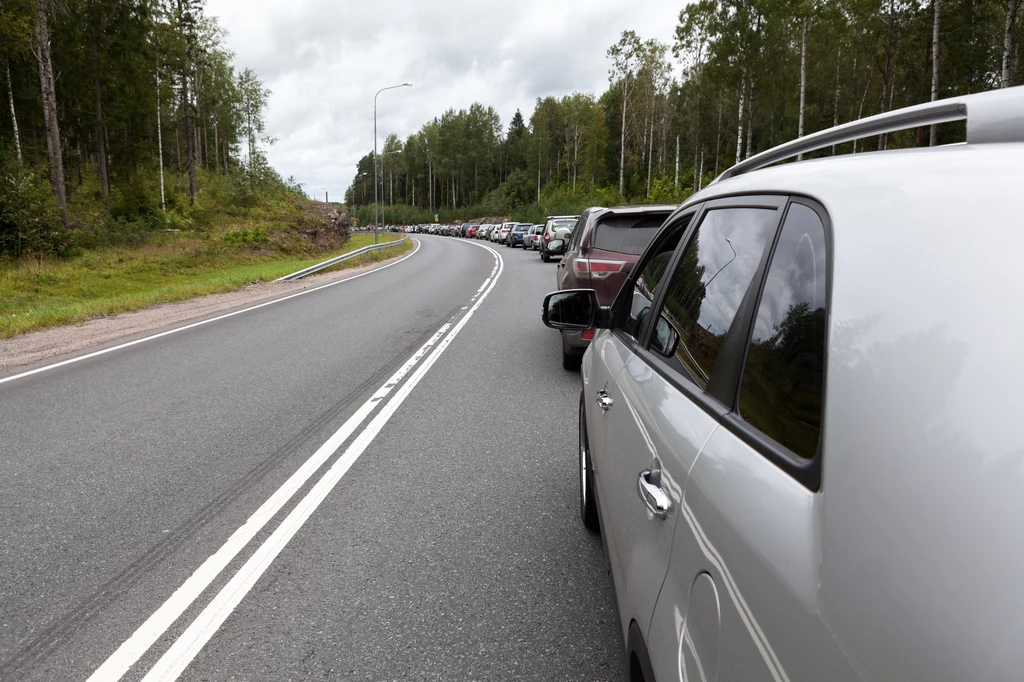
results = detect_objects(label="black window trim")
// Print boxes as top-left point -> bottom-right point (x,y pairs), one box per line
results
613,192 -> 831,491
726,195 -> 832,491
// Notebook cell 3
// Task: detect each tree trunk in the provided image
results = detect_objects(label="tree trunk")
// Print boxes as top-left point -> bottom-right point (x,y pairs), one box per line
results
4,59 -> 21,163
618,80 -> 627,197
93,61 -> 110,212
537,147 -> 542,202
697,148 -> 705,192
854,67 -> 873,153
213,120 -> 219,172
832,45 -> 842,154
714,98 -> 722,175
1002,0 -> 1021,87
735,66 -> 747,164
156,68 -> 165,211
646,114 -> 653,197
930,0 -> 942,144
179,2 -> 197,206
745,73 -> 755,160
674,134 -> 679,187
799,17 -> 808,140
34,0 -> 68,227
795,17 -> 808,160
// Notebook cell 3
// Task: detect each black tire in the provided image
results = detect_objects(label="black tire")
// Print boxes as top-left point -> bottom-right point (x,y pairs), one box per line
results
542,251 -> 550,263
579,392 -> 599,531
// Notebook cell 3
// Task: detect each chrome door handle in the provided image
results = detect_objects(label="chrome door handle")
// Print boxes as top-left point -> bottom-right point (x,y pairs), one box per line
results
596,390 -> 613,410
637,470 -> 671,519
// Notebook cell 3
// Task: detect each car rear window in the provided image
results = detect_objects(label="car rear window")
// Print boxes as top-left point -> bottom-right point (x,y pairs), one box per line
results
591,214 -> 669,255
548,220 -> 575,232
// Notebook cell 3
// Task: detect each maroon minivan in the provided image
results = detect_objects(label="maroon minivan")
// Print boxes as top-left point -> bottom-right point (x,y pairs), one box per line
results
554,205 -> 676,369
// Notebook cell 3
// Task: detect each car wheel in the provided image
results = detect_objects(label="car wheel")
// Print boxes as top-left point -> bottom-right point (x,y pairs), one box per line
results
542,251 -> 549,263
579,392 -> 599,531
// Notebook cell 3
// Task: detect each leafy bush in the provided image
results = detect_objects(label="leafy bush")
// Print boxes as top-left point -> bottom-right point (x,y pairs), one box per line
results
222,228 -> 269,246
0,149 -> 69,257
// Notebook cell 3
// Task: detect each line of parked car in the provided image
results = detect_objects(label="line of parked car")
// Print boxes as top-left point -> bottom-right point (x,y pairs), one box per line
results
408,216 -> 585,263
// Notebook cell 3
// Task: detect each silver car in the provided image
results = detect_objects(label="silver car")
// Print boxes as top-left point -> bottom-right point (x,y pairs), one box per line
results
543,87 -> 1024,682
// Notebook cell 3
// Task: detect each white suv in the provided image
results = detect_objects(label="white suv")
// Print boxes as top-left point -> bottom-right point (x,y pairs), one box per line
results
544,87 -> 1024,682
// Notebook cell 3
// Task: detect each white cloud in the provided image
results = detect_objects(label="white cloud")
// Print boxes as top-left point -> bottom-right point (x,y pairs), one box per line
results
205,0 -> 684,200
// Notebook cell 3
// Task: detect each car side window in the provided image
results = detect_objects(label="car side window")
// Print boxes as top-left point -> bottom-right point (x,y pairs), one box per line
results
621,216 -> 691,343
738,203 -> 828,460
649,208 -> 778,390
567,215 -> 587,251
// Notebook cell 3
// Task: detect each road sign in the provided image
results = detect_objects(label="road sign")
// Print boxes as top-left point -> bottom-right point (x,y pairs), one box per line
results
434,213 -> 439,221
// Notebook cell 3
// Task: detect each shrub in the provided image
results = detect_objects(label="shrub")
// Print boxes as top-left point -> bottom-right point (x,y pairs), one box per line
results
222,228 -> 269,247
0,149 -> 69,257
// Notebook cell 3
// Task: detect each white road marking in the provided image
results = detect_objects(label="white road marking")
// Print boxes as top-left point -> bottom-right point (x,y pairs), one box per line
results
88,239 -> 503,682
86,320 -> 449,682
0,239 -> 422,387
140,241 -> 503,682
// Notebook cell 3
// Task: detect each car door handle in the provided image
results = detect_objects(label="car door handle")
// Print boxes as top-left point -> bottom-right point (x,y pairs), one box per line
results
596,390 -> 613,410
637,470 -> 671,519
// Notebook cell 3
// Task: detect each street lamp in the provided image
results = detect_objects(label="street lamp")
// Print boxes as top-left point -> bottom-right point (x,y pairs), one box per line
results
374,82 -> 412,243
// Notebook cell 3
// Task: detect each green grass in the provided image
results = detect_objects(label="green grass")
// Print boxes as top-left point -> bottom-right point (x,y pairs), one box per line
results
0,233 -> 410,338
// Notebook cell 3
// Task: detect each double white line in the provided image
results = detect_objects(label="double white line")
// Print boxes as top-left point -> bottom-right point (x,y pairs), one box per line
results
88,240 -> 503,681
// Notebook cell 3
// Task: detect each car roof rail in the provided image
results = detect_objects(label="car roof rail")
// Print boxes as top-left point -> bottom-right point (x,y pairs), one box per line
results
713,86 -> 1024,184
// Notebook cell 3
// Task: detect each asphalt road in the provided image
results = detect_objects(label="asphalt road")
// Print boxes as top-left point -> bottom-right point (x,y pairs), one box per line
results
0,235 -> 621,681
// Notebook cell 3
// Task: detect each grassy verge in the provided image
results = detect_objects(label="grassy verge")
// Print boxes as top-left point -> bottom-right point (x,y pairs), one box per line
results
0,233 -> 410,338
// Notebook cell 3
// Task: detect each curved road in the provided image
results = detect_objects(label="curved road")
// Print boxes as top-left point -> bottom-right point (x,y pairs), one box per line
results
0,236 -> 620,681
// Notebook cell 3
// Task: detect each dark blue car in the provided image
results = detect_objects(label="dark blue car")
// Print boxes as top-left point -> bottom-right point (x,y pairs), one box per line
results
508,223 -> 532,248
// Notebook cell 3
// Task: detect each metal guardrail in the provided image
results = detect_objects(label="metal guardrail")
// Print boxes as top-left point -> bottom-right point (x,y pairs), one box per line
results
276,236 -> 410,281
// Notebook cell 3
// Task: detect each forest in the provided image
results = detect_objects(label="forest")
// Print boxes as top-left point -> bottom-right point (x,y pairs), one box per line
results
0,0 -> 297,258
346,0 -> 1023,225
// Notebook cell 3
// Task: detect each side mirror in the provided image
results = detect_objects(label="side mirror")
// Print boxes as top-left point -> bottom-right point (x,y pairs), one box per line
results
547,238 -> 565,254
542,290 -> 599,330
650,315 -> 680,357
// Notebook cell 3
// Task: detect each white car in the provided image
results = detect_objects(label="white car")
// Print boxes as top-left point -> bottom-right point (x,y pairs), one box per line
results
544,86 -> 1024,682
492,222 -> 514,243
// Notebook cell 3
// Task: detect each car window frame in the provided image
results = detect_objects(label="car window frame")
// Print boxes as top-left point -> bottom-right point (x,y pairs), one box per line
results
610,203 -> 704,349
720,195 -> 832,491
612,194 -> 810,462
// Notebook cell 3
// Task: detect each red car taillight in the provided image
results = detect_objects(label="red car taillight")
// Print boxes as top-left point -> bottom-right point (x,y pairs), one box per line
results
544,233 -> 550,242
572,259 -> 625,280
582,329 -> 595,340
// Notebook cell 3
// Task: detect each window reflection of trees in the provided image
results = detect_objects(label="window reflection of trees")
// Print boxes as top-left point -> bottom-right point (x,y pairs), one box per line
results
659,209 -> 776,388
739,204 -> 828,460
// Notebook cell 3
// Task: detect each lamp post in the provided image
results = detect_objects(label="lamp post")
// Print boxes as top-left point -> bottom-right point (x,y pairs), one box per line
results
374,82 -> 412,244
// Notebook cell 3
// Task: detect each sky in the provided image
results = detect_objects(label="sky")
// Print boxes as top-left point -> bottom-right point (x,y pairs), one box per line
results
204,0 -> 685,202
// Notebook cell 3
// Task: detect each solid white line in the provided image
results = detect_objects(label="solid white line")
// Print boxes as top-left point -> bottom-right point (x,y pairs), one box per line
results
0,239 -> 422,387
139,242 -> 504,681
86,316 -> 449,682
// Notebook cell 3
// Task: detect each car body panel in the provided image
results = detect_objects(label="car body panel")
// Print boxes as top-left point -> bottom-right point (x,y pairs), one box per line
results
580,134 -> 1024,681
595,343 -> 719,647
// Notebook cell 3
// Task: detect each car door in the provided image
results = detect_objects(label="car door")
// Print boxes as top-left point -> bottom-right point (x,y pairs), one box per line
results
596,197 -> 788,659
647,198 -> 856,682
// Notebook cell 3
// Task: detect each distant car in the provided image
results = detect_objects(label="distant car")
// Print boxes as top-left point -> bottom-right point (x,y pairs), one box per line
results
466,225 -> 478,238
539,215 -> 581,262
508,223 -> 531,248
524,224 -> 543,250
491,222 -> 510,243
553,205 -> 674,368
475,225 -> 491,240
